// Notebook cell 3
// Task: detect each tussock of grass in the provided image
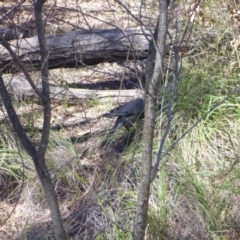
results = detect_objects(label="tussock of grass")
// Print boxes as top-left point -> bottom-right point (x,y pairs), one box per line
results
3,64 -> 240,239
147,68 -> 240,239
147,116 -> 240,239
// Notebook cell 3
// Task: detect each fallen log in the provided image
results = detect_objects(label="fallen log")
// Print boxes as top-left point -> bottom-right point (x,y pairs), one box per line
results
3,74 -> 143,104
0,28 -> 150,72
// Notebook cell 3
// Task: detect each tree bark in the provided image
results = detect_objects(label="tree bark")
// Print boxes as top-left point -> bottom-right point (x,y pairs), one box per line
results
0,0 -> 68,239
4,75 -> 142,103
0,28 -> 150,72
133,1 -> 168,239
33,0 -> 68,239
0,77 -> 66,239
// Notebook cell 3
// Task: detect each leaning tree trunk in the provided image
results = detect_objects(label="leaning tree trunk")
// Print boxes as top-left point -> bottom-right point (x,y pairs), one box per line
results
33,0 -> 67,239
0,0 -> 68,239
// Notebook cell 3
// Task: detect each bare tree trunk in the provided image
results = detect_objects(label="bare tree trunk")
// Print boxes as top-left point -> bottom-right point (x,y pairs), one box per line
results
0,73 -> 67,240
33,0 -> 68,239
133,1 -> 169,239
0,0 -> 67,239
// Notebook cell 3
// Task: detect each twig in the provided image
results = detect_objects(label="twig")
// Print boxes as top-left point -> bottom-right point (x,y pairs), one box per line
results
0,0 -> 26,22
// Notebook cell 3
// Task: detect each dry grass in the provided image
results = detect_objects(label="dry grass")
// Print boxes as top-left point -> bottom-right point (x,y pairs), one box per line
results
1,0 -> 240,239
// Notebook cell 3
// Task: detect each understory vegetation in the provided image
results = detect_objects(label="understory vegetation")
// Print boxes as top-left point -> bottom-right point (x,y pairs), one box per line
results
1,0 -> 240,239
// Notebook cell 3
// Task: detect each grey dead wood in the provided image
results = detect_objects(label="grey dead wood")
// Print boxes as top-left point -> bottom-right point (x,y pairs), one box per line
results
3,74 -> 143,103
0,28 -> 150,72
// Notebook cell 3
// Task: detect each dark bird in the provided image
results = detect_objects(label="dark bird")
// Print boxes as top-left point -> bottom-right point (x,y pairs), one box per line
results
100,98 -> 145,147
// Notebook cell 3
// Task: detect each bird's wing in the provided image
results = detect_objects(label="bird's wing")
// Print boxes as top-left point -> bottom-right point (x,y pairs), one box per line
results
101,98 -> 145,118
102,111 -> 131,117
